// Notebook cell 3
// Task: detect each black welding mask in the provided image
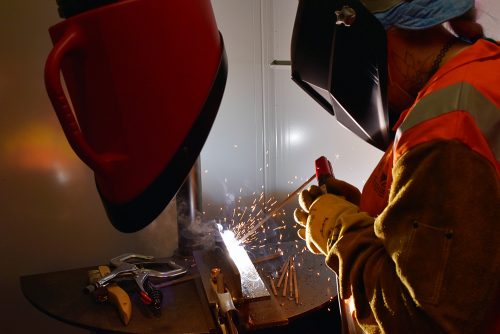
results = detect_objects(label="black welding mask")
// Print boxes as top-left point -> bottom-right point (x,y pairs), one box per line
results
291,0 -> 391,151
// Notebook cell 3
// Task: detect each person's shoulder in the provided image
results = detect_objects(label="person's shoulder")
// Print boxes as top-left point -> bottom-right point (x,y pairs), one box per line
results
482,37 -> 499,46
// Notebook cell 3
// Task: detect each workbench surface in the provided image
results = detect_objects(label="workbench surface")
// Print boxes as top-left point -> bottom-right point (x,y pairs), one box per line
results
20,241 -> 338,333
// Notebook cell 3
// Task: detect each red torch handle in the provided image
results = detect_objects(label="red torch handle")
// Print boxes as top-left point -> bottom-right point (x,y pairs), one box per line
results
315,156 -> 335,186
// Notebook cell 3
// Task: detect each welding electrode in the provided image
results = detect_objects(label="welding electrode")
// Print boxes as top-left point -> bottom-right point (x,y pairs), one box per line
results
238,174 -> 316,243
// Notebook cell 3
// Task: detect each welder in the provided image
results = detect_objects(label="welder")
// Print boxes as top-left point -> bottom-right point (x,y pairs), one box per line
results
292,0 -> 499,333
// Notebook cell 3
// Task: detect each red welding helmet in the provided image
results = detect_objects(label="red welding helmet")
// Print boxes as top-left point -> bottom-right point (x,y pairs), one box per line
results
291,0 -> 391,151
45,0 -> 227,232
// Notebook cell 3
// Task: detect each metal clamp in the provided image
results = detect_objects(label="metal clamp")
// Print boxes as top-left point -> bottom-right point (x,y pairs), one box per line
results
92,253 -> 187,294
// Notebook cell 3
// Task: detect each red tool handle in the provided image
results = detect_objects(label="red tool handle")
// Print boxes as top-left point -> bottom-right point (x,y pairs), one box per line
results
44,27 -> 122,175
315,156 -> 335,186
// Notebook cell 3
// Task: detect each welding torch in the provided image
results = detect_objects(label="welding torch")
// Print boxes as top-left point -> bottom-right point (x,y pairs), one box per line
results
238,156 -> 337,243
314,156 -> 357,334
237,174 -> 316,243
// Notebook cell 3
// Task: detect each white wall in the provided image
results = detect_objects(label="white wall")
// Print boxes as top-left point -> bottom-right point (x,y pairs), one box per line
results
201,0 -> 266,219
201,0 -> 383,226
478,0 -> 500,40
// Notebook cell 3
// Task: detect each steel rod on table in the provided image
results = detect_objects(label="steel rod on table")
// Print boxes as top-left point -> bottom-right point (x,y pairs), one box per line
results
282,268 -> 289,297
277,258 -> 290,288
293,257 -> 299,304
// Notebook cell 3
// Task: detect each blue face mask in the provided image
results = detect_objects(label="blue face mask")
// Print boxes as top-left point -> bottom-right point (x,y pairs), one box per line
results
373,0 -> 474,30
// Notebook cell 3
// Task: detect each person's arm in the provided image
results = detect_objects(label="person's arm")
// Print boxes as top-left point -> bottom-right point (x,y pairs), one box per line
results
325,140 -> 500,333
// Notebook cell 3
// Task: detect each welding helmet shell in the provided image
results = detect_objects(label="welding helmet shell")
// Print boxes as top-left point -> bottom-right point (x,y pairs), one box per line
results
98,3 -> 228,233
290,0 -> 475,151
291,0 -> 391,151
46,0 -> 227,233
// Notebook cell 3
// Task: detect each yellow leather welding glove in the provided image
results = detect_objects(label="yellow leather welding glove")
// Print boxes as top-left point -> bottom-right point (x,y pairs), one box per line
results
319,176 -> 362,205
294,177 -> 363,255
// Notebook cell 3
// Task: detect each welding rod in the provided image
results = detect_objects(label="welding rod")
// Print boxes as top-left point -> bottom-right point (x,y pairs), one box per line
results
252,251 -> 283,265
278,257 -> 289,274
293,258 -> 299,304
276,257 -> 290,288
270,277 -> 278,296
238,174 -> 316,243
282,267 -> 289,297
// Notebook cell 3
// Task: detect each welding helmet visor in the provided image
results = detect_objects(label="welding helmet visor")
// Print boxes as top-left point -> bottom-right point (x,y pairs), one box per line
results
291,0 -> 390,151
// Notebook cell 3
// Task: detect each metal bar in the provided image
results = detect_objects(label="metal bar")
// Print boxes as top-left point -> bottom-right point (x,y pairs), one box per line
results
221,230 -> 270,300
293,258 -> 299,304
276,257 -> 290,288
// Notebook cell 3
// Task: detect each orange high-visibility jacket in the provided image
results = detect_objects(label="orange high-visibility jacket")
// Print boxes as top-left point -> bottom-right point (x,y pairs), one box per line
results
326,39 -> 500,334
361,39 -> 500,217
